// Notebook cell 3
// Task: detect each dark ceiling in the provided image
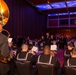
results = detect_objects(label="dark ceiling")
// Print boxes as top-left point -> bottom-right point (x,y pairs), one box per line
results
27,0 -> 76,17
28,0 -> 71,4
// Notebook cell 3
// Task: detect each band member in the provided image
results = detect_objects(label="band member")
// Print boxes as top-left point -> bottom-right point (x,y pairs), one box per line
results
37,45 -> 60,75
64,43 -> 74,61
0,23 -> 10,75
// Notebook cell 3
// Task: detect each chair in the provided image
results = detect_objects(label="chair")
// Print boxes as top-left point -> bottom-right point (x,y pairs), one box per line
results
65,66 -> 76,75
15,61 -> 32,75
37,63 -> 54,75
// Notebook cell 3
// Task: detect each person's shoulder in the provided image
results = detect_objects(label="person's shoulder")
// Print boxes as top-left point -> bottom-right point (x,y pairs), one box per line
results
0,32 -> 7,37
0,33 -> 7,39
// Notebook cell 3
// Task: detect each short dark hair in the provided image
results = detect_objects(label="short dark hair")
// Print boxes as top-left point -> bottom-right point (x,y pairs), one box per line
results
68,43 -> 74,47
43,45 -> 50,50
21,43 -> 28,47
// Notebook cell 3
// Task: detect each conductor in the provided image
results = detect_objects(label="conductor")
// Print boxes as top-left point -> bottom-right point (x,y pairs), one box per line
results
0,23 -> 10,75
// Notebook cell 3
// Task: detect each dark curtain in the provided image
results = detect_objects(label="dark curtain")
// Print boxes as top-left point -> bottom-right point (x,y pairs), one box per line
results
4,0 -> 47,39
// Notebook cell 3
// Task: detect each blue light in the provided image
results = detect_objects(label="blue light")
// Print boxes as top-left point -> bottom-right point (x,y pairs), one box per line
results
66,1 -> 76,7
51,2 -> 66,9
48,12 -> 76,16
59,13 -> 69,15
48,14 -> 58,16
70,12 -> 76,15
36,4 -> 51,10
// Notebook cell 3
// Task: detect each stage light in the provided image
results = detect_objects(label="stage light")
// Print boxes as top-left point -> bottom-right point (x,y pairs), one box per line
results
48,12 -> 69,16
36,4 -> 51,10
59,13 -> 69,16
51,2 -> 66,9
70,12 -> 76,15
48,14 -> 58,16
66,1 -> 76,7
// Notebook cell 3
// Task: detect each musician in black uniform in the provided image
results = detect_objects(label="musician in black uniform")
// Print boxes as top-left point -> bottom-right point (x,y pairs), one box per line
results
17,43 -> 37,62
0,24 -> 10,75
37,45 -> 60,75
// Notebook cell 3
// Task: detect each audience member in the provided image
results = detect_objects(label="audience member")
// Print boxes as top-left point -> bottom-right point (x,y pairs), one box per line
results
44,32 -> 51,45
58,34 -> 67,49
50,34 -> 56,45
64,43 -> 75,61
38,36 -> 45,50
65,48 -> 76,66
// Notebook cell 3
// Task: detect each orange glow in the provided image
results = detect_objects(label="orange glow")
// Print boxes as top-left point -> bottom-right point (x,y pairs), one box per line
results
0,0 -> 9,25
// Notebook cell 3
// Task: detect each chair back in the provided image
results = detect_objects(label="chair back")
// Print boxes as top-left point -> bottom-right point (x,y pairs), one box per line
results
37,63 -> 54,75
65,66 -> 76,75
16,61 -> 32,75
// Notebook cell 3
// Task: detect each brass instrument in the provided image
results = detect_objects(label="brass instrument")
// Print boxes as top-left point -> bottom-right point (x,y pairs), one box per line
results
0,0 -> 10,37
0,0 -> 10,26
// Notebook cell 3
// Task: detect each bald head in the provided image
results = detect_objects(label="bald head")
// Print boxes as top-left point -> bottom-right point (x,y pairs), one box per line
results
0,24 -> 3,32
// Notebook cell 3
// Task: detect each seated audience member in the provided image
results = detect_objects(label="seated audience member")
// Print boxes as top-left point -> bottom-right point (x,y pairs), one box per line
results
64,43 -> 75,61
38,36 -> 45,50
38,45 -> 58,64
17,43 -> 37,62
66,48 -> 76,66
50,34 -> 56,45
37,45 -> 60,75
17,43 -> 28,60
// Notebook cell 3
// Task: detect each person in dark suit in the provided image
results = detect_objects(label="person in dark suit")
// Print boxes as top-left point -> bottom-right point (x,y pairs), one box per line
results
44,32 -> 51,45
0,24 -> 10,75
58,34 -> 67,49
